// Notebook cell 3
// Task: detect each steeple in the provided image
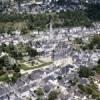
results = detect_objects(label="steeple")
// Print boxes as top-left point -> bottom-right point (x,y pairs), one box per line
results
49,19 -> 53,40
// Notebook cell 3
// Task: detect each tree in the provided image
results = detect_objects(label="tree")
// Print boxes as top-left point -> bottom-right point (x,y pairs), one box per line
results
21,28 -> 29,35
78,84 -> 93,94
86,4 -> 100,21
11,75 -> 17,83
78,67 -> 94,78
88,35 -> 100,49
78,84 -> 86,92
31,61 -> 35,66
0,70 -> 5,76
27,47 -> 38,57
48,91 -> 58,100
97,59 -> 100,64
95,65 -> 100,74
74,38 -> 83,44
34,88 -> 44,96
11,72 -> 21,83
57,0 -> 66,5
1,43 -> 7,52
57,76 -> 62,80
13,64 -> 20,73
36,98 -> 40,100
0,55 -> 12,68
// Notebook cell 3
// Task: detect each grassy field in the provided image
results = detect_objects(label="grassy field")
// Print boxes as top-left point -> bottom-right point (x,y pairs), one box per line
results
20,61 -> 53,70
0,74 -> 8,81
0,21 -> 27,32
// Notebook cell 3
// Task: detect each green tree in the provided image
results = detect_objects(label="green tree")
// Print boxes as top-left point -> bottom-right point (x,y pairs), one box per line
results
11,72 -> 21,83
95,65 -> 100,74
74,38 -> 83,44
48,91 -> 58,100
86,4 -> 100,21
14,67 -> 20,73
88,35 -> 100,49
57,76 -> 62,80
21,28 -> 29,35
34,88 -> 44,96
98,59 -> 100,64
57,0 -> 66,5
27,47 -> 38,57
78,67 -> 94,78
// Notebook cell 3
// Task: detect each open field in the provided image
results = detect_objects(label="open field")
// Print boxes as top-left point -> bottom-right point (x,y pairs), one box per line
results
20,59 -> 53,71
0,74 -> 8,81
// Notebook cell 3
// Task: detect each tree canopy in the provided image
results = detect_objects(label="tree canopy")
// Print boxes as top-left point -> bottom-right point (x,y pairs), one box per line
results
78,67 -> 94,78
48,91 -> 58,100
95,65 -> 100,74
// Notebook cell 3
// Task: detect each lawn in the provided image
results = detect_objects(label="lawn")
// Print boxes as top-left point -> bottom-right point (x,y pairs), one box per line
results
0,74 -> 8,81
20,61 -> 53,70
